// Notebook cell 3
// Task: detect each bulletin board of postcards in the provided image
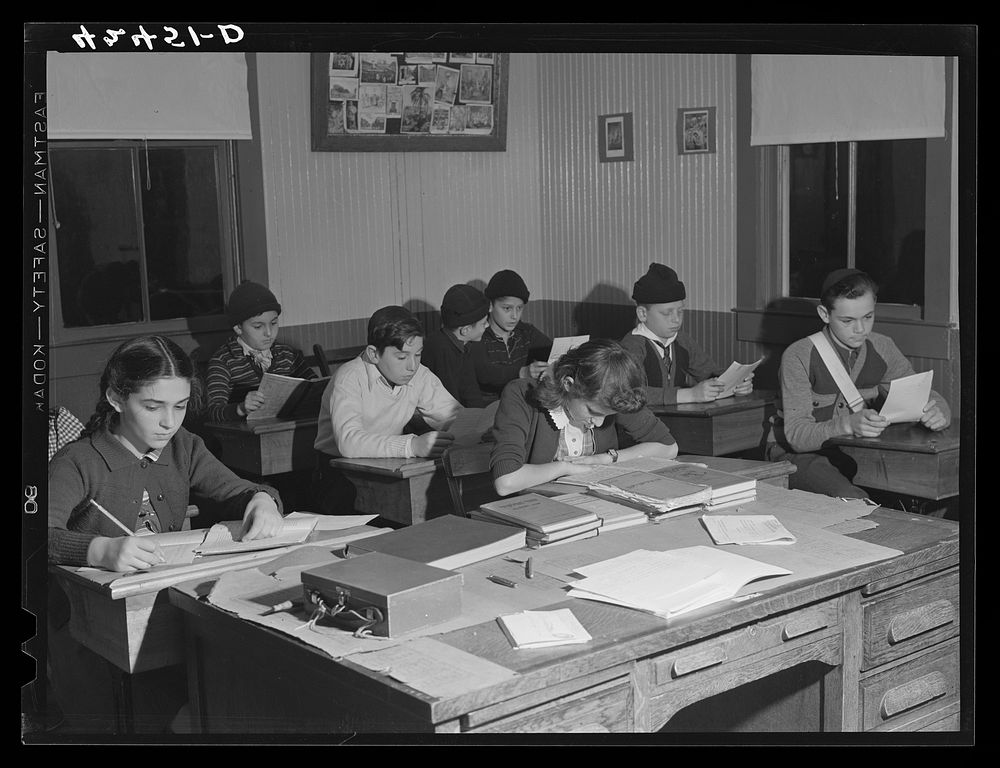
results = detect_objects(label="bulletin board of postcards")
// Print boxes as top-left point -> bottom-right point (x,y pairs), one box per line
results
310,52 -> 509,152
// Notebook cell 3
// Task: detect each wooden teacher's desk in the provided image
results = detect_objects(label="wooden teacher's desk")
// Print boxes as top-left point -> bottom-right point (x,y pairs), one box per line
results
201,417 -> 319,477
169,500 -> 960,734
650,390 -> 778,457
828,424 -> 960,501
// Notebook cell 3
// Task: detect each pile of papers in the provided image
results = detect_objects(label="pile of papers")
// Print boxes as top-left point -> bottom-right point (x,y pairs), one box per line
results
565,545 -> 791,619
658,463 -> 758,512
700,515 -> 796,546
551,492 -> 648,532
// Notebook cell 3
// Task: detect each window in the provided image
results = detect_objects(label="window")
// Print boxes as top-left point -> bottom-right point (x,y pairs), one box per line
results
49,140 -> 238,340
788,139 -> 927,311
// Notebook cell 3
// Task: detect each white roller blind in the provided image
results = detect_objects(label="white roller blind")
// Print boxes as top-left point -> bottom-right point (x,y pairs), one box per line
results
47,52 -> 252,140
751,55 -> 945,146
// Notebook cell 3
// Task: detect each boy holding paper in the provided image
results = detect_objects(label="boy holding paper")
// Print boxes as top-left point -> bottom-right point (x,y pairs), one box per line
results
619,263 -> 755,405
770,268 -> 950,498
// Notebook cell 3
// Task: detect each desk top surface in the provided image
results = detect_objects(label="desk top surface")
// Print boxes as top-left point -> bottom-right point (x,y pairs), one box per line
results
828,423 -> 960,453
202,416 -> 319,436
650,389 -> 778,417
328,455 -> 440,477
169,494 -> 958,726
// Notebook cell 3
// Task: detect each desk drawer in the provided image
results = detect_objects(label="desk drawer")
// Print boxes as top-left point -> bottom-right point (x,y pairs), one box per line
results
651,600 -> 841,688
862,569 -> 959,670
861,639 -> 959,732
467,676 -> 632,733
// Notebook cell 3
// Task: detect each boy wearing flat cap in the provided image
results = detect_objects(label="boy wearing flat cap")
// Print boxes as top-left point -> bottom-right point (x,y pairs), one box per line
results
472,269 -> 552,404
769,268 -> 951,498
620,263 -> 750,405
422,284 -> 490,407
206,281 -> 315,423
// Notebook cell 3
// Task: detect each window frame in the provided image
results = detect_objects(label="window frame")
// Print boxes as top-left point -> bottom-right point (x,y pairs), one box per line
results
48,138 -> 241,347
734,54 -> 956,361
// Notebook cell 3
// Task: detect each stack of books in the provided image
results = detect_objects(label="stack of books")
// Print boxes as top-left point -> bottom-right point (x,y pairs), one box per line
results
657,463 -> 758,512
473,493 -> 602,548
550,492 -> 648,532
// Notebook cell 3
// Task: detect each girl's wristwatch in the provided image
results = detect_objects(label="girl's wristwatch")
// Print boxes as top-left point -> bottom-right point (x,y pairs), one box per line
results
607,448 -> 619,463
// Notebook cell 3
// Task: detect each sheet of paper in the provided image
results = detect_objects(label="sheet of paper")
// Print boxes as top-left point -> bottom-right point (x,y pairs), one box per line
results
196,516 -> 318,555
701,515 -> 797,545
498,608 -> 592,649
283,512 -> 378,531
346,637 -> 518,698
447,401 -> 499,444
715,357 -> 765,398
879,370 -> 933,423
547,335 -> 590,364
246,372 -> 307,421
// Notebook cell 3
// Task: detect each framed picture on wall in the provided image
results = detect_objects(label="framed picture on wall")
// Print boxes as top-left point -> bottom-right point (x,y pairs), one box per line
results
311,52 -> 509,151
677,106 -> 716,155
598,112 -> 634,163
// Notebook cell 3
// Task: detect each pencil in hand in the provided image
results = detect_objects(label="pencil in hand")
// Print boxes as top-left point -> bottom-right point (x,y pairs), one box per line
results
87,497 -> 136,537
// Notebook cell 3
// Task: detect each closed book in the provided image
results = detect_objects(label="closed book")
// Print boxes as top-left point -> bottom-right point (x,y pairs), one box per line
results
550,492 -> 647,531
346,515 -> 526,571
478,493 -> 598,534
657,464 -> 757,502
526,518 -> 602,544
527,527 -> 599,549
588,471 -> 712,513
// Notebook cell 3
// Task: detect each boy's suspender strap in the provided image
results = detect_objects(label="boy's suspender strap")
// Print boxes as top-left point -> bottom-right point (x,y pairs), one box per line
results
808,331 -> 865,414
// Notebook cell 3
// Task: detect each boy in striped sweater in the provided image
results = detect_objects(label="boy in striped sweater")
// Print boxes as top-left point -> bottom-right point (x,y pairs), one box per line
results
205,281 -> 315,422
769,269 -> 951,498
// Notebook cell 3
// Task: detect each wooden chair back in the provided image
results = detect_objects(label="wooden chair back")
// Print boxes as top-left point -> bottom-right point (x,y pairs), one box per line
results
441,442 -> 496,517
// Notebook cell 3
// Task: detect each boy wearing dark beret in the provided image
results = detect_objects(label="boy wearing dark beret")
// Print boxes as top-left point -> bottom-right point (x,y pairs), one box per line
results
421,284 -> 490,407
472,269 -> 552,404
619,263 -> 751,405
205,281 -> 315,422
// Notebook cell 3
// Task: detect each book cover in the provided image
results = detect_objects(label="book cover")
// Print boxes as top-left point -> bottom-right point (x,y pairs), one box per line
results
346,515 -> 526,571
551,492 -> 647,531
479,493 -> 598,534
525,518 -> 602,544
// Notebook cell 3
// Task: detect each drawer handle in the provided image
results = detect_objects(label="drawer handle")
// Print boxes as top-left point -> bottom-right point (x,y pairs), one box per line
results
887,600 -> 956,645
672,646 -> 728,678
880,671 -> 948,720
782,614 -> 829,641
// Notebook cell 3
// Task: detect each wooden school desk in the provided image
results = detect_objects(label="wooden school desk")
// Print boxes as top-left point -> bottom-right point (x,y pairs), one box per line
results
201,416 -> 319,477
169,502 -> 960,734
828,424 -> 960,501
327,456 -> 453,526
650,390 -> 778,457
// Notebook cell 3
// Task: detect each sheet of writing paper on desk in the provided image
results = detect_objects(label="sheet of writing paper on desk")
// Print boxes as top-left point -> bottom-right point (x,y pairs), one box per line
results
283,512 -> 378,530
346,636 -> 517,698
701,515 -> 796,545
878,370 -> 933,424
195,516 -> 318,555
526,510 -> 903,595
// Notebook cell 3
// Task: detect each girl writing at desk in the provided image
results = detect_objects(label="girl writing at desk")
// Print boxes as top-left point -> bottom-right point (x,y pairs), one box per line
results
48,335 -> 284,571
490,338 -> 678,496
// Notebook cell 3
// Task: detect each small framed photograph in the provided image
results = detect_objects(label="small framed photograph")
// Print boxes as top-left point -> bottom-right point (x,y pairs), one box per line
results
429,106 -> 451,134
358,84 -> 387,113
386,85 -> 403,117
326,101 -> 346,134
398,65 -> 417,85
598,112 -> 633,163
677,106 -> 716,155
417,65 -> 437,86
329,53 -> 358,76
359,53 -> 397,84
329,77 -> 358,101
459,63 -> 493,104
434,66 -> 460,105
465,104 -> 493,134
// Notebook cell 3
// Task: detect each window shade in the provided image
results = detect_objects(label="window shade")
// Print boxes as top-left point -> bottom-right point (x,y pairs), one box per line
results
47,52 -> 252,140
751,55 -> 945,146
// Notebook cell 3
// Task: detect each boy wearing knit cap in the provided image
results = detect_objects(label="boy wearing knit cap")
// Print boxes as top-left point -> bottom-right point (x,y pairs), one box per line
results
619,263 -> 750,405
770,268 -> 951,498
472,269 -> 552,404
421,284 -> 490,407
205,281 -> 316,423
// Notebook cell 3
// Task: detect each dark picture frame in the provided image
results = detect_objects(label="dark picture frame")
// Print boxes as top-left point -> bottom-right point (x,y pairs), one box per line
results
311,52 -> 509,152
598,112 -> 634,163
677,106 -> 716,155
